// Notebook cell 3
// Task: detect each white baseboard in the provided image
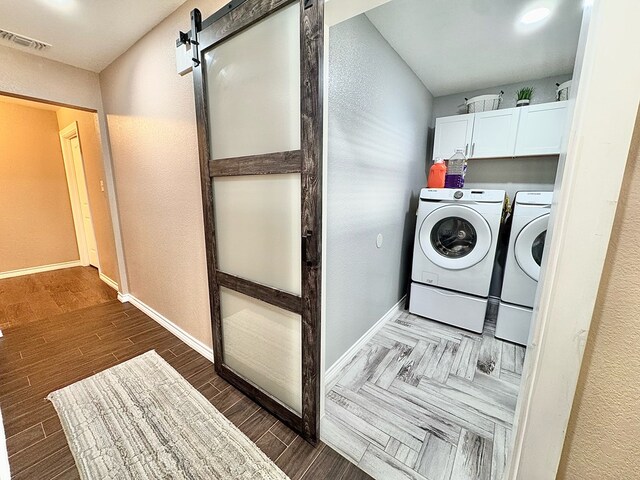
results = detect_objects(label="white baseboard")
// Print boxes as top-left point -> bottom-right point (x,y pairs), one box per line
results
99,272 -> 119,291
117,293 -> 214,363
324,295 -> 406,391
0,260 -> 82,280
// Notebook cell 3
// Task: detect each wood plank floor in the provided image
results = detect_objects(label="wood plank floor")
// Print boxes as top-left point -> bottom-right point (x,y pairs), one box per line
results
323,304 -> 526,480
0,267 -> 116,331
0,268 -> 371,479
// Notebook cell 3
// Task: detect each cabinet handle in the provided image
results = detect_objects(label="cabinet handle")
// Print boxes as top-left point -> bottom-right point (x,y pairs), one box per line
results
471,143 -> 476,157
464,144 -> 469,156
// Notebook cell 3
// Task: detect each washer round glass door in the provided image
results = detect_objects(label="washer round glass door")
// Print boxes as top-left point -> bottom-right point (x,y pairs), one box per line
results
419,205 -> 492,270
515,213 -> 549,281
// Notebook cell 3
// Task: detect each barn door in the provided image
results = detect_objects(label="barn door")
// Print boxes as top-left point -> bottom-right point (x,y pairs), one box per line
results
184,0 -> 323,442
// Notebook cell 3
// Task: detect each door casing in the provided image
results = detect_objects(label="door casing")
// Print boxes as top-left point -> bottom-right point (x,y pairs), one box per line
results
321,0 -> 640,477
59,121 -> 100,269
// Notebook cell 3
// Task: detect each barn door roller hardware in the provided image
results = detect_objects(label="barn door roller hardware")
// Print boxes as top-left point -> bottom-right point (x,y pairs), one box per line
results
189,9 -> 201,68
176,0 -> 249,69
175,9 -> 201,68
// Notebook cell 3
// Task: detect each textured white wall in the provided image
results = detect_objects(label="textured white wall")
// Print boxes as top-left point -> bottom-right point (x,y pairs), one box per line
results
558,113 -> 640,479
325,14 -> 433,368
0,101 -> 79,272
0,45 -> 102,109
99,0 -> 225,347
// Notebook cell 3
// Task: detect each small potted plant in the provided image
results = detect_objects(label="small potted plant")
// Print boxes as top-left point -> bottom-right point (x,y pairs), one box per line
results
516,87 -> 534,107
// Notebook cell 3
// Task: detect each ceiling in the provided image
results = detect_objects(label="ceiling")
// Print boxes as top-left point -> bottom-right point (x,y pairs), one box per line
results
365,0 -> 584,96
0,0 -> 188,72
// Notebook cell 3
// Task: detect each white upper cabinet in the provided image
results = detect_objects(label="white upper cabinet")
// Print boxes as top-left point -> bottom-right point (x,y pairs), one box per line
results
433,113 -> 474,160
470,109 -> 520,159
432,101 -> 569,160
514,101 -> 569,156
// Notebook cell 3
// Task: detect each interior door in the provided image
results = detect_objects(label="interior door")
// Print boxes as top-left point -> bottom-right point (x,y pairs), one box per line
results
187,0 -> 323,443
70,136 -> 99,267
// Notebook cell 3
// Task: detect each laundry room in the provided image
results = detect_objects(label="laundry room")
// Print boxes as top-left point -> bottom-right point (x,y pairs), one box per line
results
322,0 -> 586,478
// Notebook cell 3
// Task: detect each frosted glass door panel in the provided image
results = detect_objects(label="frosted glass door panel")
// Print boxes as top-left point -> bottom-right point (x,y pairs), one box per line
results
205,3 -> 300,160
213,174 -> 301,294
221,287 -> 302,413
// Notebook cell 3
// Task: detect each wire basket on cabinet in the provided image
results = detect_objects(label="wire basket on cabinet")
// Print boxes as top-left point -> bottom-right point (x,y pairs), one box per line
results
556,80 -> 571,101
465,91 -> 504,113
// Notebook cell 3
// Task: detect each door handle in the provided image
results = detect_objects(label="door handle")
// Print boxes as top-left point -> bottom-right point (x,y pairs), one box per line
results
464,144 -> 469,156
302,230 -> 317,267
471,142 -> 476,157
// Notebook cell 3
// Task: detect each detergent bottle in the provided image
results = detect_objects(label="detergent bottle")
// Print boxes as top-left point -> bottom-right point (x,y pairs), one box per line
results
427,158 -> 447,188
444,149 -> 467,189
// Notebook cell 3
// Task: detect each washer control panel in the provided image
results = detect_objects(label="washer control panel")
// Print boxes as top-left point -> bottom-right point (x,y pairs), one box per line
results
419,188 -> 505,203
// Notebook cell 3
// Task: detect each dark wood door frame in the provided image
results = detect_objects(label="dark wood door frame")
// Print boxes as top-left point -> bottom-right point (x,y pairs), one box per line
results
185,0 -> 323,443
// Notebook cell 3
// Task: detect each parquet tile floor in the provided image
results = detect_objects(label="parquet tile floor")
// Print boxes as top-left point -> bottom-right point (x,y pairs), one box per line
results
0,267 -> 371,479
323,305 -> 526,480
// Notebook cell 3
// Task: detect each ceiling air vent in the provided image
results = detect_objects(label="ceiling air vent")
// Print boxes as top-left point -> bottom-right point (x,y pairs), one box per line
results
0,29 -> 50,50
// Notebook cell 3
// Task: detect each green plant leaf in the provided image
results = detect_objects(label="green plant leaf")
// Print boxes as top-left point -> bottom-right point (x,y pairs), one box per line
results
516,87 -> 534,101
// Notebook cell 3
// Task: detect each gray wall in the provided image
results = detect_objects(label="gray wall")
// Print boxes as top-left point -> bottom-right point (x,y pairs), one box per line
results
464,157 -> 558,201
432,74 -> 573,119
326,15 -> 433,368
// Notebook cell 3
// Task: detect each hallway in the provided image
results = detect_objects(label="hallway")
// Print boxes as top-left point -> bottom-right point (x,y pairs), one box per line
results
0,267 -> 116,331
0,268 -> 370,479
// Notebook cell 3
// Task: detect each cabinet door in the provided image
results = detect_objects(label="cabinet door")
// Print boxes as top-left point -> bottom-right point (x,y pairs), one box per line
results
470,108 -> 520,158
433,114 -> 474,160
514,101 -> 569,156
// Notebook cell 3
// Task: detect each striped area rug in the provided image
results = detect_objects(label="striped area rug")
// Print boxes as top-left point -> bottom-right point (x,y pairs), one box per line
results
47,350 -> 289,479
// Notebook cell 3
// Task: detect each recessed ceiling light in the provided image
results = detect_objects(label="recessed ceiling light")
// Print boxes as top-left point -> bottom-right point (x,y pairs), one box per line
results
520,7 -> 551,25
39,0 -> 77,12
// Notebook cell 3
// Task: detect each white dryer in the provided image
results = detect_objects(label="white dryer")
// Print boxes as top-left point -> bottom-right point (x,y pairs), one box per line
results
410,188 -> 505,333
496,191 -> 553,345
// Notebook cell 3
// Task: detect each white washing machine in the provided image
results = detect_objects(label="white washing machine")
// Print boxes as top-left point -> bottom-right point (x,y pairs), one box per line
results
410,188 -> 505,333
496,191 -> 553,345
